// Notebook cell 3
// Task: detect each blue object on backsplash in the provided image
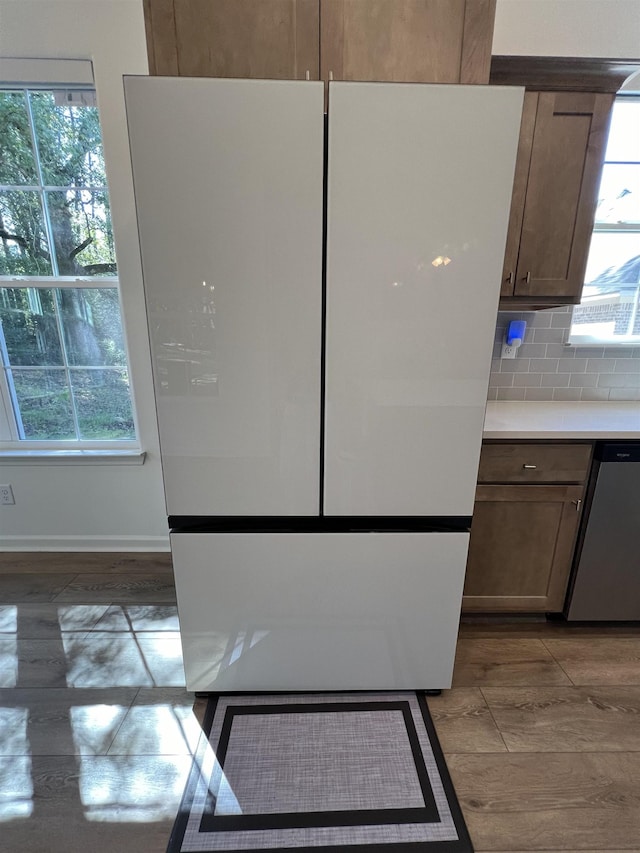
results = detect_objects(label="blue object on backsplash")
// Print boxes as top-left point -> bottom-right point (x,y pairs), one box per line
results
506,319 -> 527,347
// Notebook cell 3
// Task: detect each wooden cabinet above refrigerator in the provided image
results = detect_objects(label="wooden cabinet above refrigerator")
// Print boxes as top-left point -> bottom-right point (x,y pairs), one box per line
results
142,0 -> 496,84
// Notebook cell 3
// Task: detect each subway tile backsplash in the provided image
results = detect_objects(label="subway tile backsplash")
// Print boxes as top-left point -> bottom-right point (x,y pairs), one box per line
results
490,308 -> 640,402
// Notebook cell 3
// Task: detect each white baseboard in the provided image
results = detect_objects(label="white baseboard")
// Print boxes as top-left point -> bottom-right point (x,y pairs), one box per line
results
0,535 -> 171,552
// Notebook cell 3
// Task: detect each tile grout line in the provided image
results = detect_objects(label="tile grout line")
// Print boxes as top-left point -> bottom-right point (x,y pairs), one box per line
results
478,686 -> 511,753
448,748 -> 640,755
104,684 -> 141,756
50,572 -> 82,602
445,748 -> 640,757
540,638 -> 579,686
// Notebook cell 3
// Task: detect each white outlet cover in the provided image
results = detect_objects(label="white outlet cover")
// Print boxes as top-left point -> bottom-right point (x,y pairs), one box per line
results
0,485 -> 15,505
501,343 -> 517,359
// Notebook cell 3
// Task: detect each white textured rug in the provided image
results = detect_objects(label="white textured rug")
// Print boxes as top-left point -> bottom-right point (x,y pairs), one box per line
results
168,692 -> 472,853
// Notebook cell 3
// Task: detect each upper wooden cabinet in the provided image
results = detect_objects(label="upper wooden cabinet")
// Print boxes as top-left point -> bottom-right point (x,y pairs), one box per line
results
143,0 -> 320,79
499,90 -> 613,304
320,0 -> 495,85
491,57 -> 640,308
143,0 -> 496,84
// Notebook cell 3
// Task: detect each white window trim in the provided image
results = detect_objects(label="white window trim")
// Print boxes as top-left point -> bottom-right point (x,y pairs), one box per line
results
0,449 -> 146,465
0,276 -> 118,287
0,59 -> 93,88
0,67 -> 141,456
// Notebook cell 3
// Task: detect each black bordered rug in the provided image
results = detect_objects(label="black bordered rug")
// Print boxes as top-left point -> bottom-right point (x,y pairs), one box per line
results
167,692 -> 472,852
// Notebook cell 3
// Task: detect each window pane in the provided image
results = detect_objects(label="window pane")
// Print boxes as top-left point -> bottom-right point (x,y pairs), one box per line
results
70,368 -> 135,440
0,190 -> 52,275
29,92 -> 107,188
0,287 -> 63,365
56,287 -> 126,366
9,368 -> 75,439
595,164 -> 640,224
574,235 -> 640,342
0,92 -> 38,185
45,189 -> 116,276
584,232 -> 640,286
605,100 -> 640,162
572,290 -> 640,340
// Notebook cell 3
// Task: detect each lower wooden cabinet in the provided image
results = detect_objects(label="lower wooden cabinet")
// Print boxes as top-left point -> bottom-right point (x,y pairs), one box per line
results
463,483 -> 585,612
463,440 -> 593,613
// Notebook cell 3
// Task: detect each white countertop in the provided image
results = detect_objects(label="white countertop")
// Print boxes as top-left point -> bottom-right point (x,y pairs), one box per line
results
483,401 -> 640,439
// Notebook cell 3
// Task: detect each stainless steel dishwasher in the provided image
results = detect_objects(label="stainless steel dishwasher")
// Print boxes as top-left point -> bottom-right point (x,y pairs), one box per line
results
565,442 -> 640,621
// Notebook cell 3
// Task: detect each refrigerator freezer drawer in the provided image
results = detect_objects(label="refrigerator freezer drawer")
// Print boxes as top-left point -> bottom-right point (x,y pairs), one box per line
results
171,531 -> 470,692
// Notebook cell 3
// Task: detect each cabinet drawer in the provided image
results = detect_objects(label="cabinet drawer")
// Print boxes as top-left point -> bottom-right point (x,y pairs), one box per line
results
478,443 -> 592,483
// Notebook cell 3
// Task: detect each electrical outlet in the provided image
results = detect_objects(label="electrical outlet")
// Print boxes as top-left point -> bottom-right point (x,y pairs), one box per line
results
501,343 -> 517,359
0,484 -> 15,505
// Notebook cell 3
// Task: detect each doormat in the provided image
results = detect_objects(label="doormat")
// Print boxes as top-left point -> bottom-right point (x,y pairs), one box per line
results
167,692 -> 473,853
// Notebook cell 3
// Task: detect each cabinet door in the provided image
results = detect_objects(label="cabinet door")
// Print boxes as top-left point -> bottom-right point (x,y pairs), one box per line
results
320,0 -> 495,84
463,484 -> 584,612
144,0 -> 319,79
500,92 -> 538,297
513,92 -> 614,300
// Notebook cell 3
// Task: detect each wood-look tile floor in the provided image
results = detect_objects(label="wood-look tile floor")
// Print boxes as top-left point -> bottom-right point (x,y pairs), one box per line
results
1,554 -> 639,852
433,620 -> 640,852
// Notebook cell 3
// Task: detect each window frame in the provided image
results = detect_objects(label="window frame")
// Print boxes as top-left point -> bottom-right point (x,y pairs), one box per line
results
0,79 -> 140,451
569,93 -> 640,347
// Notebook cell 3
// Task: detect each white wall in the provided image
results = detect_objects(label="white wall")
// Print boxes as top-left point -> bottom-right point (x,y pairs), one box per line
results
494,0 -> 640,59
0,0 -> 169,550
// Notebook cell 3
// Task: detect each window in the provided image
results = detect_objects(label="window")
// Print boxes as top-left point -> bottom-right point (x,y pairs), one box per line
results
570,95 -> 640,345
0,87 -> 137,446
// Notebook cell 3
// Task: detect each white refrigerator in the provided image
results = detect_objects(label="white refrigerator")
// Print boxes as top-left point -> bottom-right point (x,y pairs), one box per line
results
125,77 -> 523,692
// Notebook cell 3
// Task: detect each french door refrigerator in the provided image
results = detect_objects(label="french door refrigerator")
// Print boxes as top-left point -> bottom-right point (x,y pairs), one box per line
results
125,77 -> 522,692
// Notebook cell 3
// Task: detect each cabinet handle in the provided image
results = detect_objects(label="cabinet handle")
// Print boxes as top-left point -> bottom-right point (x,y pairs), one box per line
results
522,464 -> 537,469
522,271 -> 531,284
572,499 -> 582,512
506,271 -> 514,286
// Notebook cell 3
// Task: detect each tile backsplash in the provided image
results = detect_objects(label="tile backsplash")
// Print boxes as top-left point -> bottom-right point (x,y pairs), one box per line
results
489,307 -> 640,402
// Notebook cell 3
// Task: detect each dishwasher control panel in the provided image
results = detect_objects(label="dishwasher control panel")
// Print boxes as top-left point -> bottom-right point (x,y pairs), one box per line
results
599,442 -> 640,463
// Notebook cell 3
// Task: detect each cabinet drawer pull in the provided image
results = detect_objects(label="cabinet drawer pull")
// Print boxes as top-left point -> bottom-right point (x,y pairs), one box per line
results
506,271 -> 514,286
522,464 -> 537,469
572,499 -> 582,512
522,270 -> 531,284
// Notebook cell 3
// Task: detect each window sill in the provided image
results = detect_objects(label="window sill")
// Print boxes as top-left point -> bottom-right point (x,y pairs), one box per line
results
0,449 -> 146,466
568,337 -> 640,347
